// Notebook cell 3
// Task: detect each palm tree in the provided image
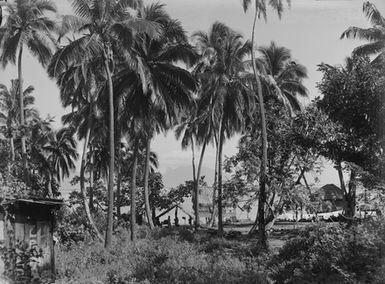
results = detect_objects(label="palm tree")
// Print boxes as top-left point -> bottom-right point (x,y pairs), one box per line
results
53,59 -> 106,242
241,0 -> 289,249
247,42 -> 308,234
31,126 -> 78,197
0,80 -> 38,163
50,0 -> 159,248
341,1 -> 385,65
193,22 -> 254,236
114,3 -> 196,237
175,103 -> 217,231
0,0 -> 57,181
258,41 -> 308,113
44,128 -> 78,184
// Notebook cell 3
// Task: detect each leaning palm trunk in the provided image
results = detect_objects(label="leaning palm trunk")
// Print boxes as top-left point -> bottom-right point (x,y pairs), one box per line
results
195,137 -> 208,230
217,118 -> 225,236
80,127 -> 104,242
104,49 -> 115,248
130,138 -> 139,241
143,137 -> 154,229
18,46 -> 28,183
249,7 -> 268,249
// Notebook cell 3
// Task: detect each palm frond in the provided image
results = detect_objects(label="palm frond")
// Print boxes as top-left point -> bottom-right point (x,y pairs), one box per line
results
341,26 -> 385,42
58,14 -> 88,41
363,1 -> 385,27
353,40 -> 385,56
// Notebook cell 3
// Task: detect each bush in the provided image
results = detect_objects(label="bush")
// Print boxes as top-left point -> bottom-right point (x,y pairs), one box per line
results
55,231 -> 268,284
269,223 -> 382,284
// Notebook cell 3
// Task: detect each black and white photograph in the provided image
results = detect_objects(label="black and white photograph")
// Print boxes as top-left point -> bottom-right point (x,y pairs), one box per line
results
0,0 -> 385,283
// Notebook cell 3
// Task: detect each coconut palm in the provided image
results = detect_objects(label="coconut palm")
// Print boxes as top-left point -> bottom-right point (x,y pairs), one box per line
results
0,0 -> 57,179
257,41 -> 308,113
193,22 -> 255,236
246,42 -> 308,235
0,80 -> 38,162
241,0 -> 289,249
55,59 -> 106,242
175,101 -> 218,230
341,1 -> 385,65
113,3 -> 196,238
49,0 -> 160,247
43,127 -> 78,184
31,126 -> 78,197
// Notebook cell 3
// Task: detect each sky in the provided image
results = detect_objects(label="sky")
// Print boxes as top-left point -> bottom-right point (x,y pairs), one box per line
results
1,0 -> 384,191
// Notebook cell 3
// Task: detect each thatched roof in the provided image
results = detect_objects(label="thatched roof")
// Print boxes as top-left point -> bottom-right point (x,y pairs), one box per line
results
320,184 -> 344,201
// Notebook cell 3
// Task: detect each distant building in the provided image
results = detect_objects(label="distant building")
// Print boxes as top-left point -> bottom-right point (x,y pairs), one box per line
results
318,184 -> 346,211
198,186 -> 236,224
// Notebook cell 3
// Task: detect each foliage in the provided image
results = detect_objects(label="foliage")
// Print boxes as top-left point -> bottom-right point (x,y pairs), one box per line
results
316,56 -> 385,179
270,224 -> 384,284
55,231 -> 269,284
224,101 -> 320,222
54,205 -> 100,246
1,240 -> 47,283
341,1 -> 385,65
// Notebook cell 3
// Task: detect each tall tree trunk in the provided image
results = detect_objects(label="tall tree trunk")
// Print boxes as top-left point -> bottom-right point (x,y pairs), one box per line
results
251,6 -> 268,249
346,170 -> 357,220
217,118 -> 225,236
130,138 -> 139,242
143,137 -> 154,229
336,162 -> 347,195
81,128 -> 104,242
191,138 -> 197,224
104,49 -> 115,248
89,147 -> 94,211
18,46 -> 28,183
9,138 -> 15,161
209,131 -> 219,227
116,144 -> 122,219
194,137 -> 208,231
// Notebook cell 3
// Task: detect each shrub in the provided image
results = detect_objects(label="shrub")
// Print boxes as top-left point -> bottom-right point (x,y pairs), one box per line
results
55,231 -> 268,284
269,223 -> 382,284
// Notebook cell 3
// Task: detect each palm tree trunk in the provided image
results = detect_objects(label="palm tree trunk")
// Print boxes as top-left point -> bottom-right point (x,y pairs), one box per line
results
116,144 -> 122,219
9,138 -> 15,161
104,50 -> 115,248
81,128 -> 104,242
251,5 -> 268,249
195,137 -> 208,231
89,148 -> 94,211
130,137 -> 139,242
217,118 -> 225,236
209,131 -> 219,227
143,136 -> 155,229
191,137 -> 197,224
18,46 -> 28,183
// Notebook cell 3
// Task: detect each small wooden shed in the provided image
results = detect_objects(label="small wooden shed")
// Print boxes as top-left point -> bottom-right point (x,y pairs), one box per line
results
0,198 -> 63,278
